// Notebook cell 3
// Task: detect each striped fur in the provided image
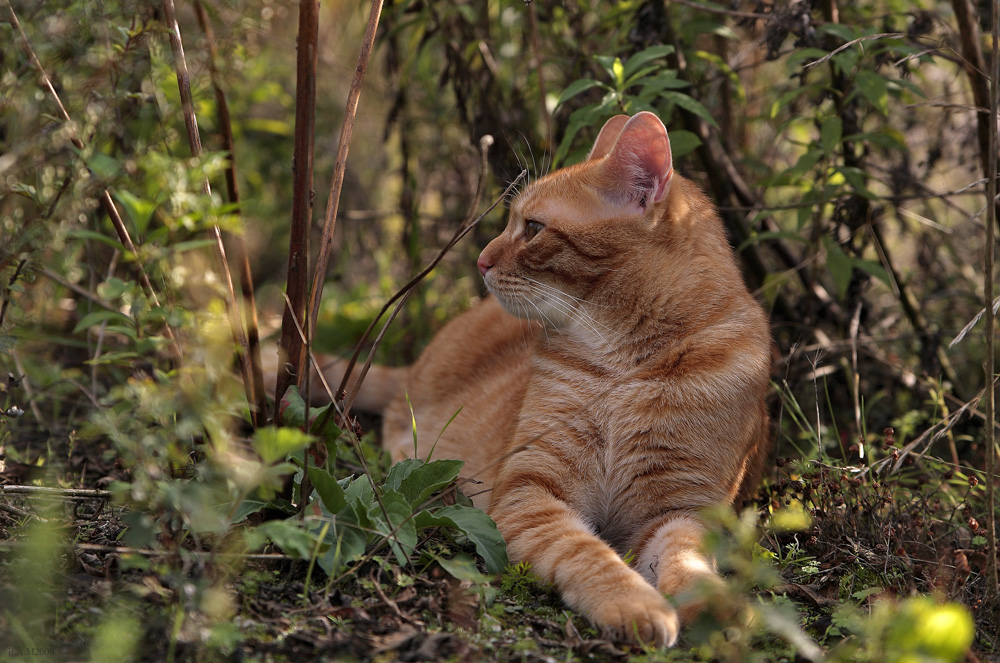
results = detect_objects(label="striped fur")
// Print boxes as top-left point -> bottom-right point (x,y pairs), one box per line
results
344,113 -> 770,646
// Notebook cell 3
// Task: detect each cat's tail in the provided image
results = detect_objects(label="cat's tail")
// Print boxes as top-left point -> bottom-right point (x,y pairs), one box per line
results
261,349 -> 406,414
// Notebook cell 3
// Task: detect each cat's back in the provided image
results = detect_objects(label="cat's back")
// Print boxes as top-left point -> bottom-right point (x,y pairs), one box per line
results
381,297 -> 539,500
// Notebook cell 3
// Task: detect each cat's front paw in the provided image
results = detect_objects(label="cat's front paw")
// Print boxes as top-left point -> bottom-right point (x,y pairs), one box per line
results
590,584 -> 679,647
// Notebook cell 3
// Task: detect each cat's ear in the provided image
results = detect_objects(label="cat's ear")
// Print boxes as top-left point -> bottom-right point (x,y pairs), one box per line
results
600,111 -> 673,208
587,115 -> 630,160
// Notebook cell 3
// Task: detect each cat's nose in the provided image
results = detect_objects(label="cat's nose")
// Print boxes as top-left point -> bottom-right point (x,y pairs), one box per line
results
477,253 -> 492,276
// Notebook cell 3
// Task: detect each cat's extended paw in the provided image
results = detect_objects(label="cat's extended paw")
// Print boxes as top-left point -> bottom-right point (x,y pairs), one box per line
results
591,585 -> 679,647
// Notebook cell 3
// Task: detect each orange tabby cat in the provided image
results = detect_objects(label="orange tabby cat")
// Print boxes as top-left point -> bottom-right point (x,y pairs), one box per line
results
311,112 -> 771,646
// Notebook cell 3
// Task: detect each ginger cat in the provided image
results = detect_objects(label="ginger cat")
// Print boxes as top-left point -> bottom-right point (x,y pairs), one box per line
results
314,112 -> 771,646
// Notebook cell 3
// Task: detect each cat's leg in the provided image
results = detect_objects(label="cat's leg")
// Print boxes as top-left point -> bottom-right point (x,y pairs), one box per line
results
634,514 -> 725,624
490,484 -> 680,647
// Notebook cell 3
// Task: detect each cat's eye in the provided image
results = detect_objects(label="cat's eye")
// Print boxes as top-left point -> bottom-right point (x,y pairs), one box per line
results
524,219 -> 544,241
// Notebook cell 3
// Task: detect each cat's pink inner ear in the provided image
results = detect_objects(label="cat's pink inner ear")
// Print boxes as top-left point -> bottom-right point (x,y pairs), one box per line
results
604,111 -> 673,206
587,115 -> 630,161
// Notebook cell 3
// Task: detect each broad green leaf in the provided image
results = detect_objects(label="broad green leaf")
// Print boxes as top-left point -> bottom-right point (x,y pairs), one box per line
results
660,92 -> 718,128
853,258 -> 893,289
824,237 -> 852,298
256,519 -> 319,560
623,44 -> 674,79
666,130 -> 701,159
308,465 -> 348,514
819,117 -> 842,154
594,55 -> 618,81
855,70 -> 889,115
818,23 -> 858,42
384,458 -> 424,494
86,152 -> 122,179
73,310 -> 133,334
837,166 -> 877,200
637,75 -> 690,96
398,459 -> 464,507
113,190 -> 158,236
318,517 -> 367,576
369,490 -> 418,566
252,427 -> 313,465
415,505 -> 508,574
343,475 -> 375,526
229,495 -> 269,524
278,386 -> 341,440
97,277 -> 131,300
555,78 -> 607,108
760,272 -> 791,307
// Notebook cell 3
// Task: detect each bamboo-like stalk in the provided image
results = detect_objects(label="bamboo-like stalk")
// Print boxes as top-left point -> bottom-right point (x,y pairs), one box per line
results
193,0 -> 268,427
160,0 -> 260,423
985,0 -> 1000,609
4,0 -> 181,358
273,0 -> 320,418
306,0 -> 386,347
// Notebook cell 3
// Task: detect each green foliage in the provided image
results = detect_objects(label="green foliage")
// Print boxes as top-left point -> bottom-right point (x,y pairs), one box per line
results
1,0 -> 998,660
554,44 -> 704,166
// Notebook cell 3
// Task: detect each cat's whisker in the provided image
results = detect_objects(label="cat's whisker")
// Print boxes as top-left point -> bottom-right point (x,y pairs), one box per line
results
521,276 -> 610,309
521,281 -> 615,335
521,282 -> 612,346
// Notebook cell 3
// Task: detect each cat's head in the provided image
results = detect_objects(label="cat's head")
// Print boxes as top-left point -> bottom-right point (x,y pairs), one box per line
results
478,112 -> 674,328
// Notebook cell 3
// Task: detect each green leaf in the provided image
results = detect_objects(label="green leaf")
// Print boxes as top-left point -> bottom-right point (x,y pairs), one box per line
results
344,475 -> 375,524
398,459 -> 464,507
853,258 -> 893,289
279,386 -> 343,440
824,237 -> 852,298
666,130 -> 701,159
73,310 -> 133,334
855,70 -> 889,115
67,229 -> 128,253
370,490 -> 418,566
308,465 -> 348,514
660,92 -> 718,128
252,427 -> 313,465
97,277 -> 131,301
819,117 -> 842,154
555,78 -> 607,108
86,152 -> 122,179
637,74 -> 690,96
415,505 -> 508,574
623,44 -> 675,79
113,190 -> 158,236
318,516 -> 367,576
256,519 -> 319,560
384,458 -> 424,494
818,23 -> 858,43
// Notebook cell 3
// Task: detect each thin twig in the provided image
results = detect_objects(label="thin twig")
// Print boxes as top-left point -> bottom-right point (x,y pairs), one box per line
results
306,0 -> 385,345
0,485 -> 112,499
160,0 -> 260,422
336,140 -> 515,414
0,539 -> 292,561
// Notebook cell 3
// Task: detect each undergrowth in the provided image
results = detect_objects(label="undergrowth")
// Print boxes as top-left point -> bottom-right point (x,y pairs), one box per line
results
1,0 -> 998,661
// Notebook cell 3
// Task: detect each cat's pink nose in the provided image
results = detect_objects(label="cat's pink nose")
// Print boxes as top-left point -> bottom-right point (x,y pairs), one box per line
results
477,253 -> 492,276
